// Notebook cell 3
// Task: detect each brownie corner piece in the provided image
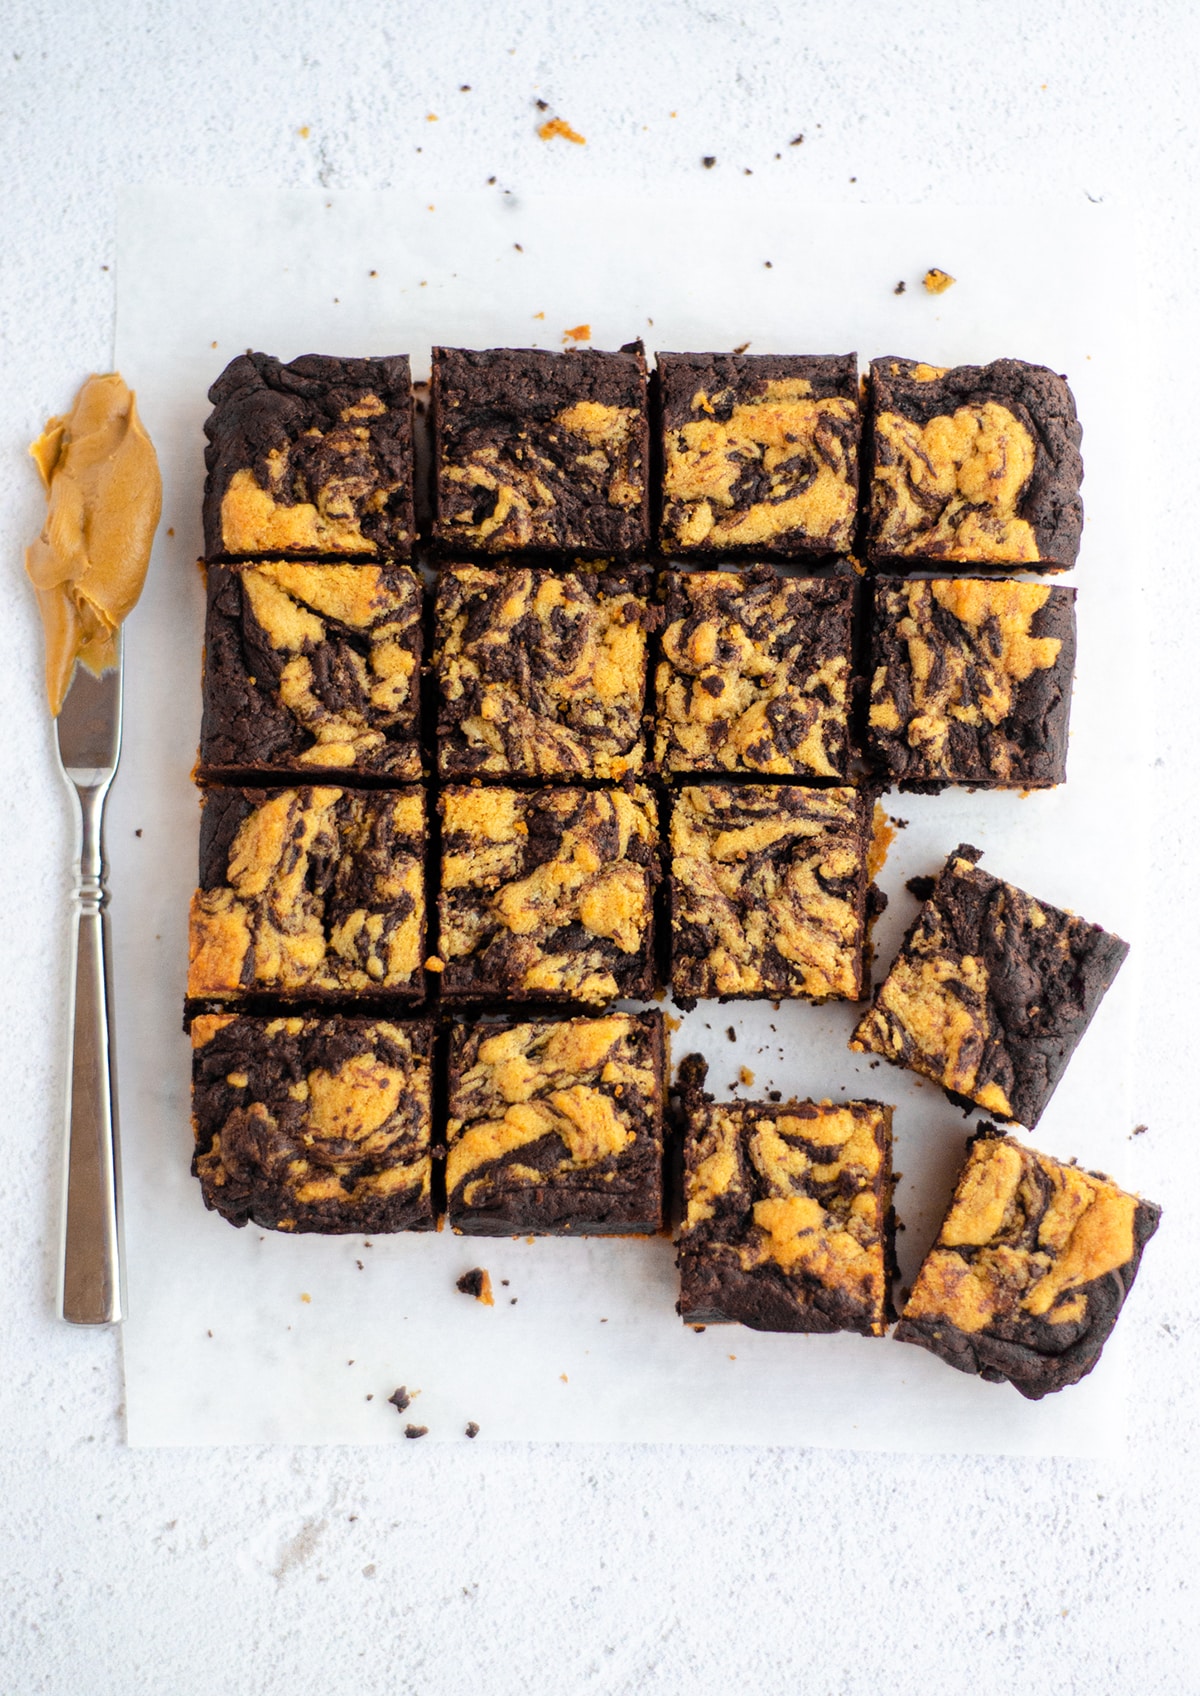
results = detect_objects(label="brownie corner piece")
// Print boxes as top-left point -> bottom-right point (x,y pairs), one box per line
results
851,844 -> 1128,1127
202,350 -> 415,560
676,1056 -> 893,1334
191,1012 -> 435,1233
200,559 -> 424,782
431,345 -> 650,554
669,783 -> 875,1004
867,576 -> 1076,788
655,567 -> 854,777
657,351 -> 860,556
438,784 -> 660,1006
865,355 -> 1083,570
445,1010 -> 666,1234
434,561 -> 656,778
895,1127 -> 1160,1397
187,785 -> 427,1002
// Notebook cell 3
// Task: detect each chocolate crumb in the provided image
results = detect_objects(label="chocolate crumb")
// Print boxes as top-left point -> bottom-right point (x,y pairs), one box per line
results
456,1268 -> 494,1305
388,1387 -> 412,1413
906,874 -> 937,902
726,1026 -> 737,1043
465,1421 -> 480,1438
702,155 -> 716,168
894,281 -> 906,295
404,1424 -> 428,1439
535,99 -> 549,111
1132,1124 -> 1148,1136
767,1090 -> 782,1102
790,133 -> 804,145
135,829 -> 143,838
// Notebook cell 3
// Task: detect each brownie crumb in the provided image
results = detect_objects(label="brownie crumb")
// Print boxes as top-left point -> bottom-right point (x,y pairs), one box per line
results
1132,1124 -> 1148,1137
702,155 -> 716,168
465,1422 -> 480,1439
731,341 -> 751,354
726,1027 -> 737,1043
767,1090 -> 781,1102
894,281 -> 906,295
404,1424 -> 429,1439
456,1267 -> 494,1305
905,875 -> 937,902
387,1387 -> 412,1413
789,133 -> 804,145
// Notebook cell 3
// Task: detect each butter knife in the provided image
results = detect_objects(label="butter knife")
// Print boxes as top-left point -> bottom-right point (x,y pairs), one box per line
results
54,635 -> 124,1324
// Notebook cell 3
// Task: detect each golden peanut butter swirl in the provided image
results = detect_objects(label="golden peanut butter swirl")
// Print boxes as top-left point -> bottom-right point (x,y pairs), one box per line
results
25,373 -> 161,714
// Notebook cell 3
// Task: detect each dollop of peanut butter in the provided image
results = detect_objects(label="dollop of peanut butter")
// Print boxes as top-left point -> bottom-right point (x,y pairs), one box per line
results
25,373 -> 161,714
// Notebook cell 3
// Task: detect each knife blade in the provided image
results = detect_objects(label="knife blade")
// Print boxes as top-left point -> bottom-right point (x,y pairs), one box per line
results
53,635 -> 124,1325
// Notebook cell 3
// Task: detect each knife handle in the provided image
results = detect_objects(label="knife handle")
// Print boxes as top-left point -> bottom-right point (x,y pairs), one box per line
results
60,786 -> 123,1325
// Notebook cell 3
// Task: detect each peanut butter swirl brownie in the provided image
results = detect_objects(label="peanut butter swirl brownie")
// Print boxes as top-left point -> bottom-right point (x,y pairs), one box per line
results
867,577 -> 1076,789
203,352 -> 415,560
437,785 -> 660,1005
895,1127 -> 1160,1397
431,345 -> 649,554
676,1056 -> 894,1334
657,353 -> 860,556
187,786 -> 426,1001
655,568 -> 854,777
445,1012 -> 665,1234
200,561 -> 424,782
851,845 -> 1127,1127
191,1014 -> 434,1233
434,563 -> 657,779
669,784 -> 879,1006
864,357 -> 1083,570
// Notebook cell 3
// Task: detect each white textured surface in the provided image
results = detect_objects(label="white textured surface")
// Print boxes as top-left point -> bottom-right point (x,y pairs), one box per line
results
0,1 -> 1196,1687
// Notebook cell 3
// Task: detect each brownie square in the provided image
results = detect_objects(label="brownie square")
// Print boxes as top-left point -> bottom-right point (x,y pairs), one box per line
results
655,568 -> 854,777
187,786 -> 426,1001
445,1012 -> 666,1234
864,357 -> 1083,570
191,1014 -> 434,1233
895,1127 -> 1160,1398
669,784 -> 877,1006
676,1056 -> 893,1334
430,345 -> 650,554
199,561 -> 424,783
434,562 -> 657,779
202,352 -> 415,560
867,577 -> 1076,789
851,845 -> 1128,1128
437,785 -> 660,1006
657,352 -> 860,556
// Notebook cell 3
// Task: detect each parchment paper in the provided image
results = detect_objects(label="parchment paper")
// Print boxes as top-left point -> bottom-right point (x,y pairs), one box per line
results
112,188 -> 1144,1450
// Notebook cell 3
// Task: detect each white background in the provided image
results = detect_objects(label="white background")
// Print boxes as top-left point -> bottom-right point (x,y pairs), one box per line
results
0,2 -> 1196,1689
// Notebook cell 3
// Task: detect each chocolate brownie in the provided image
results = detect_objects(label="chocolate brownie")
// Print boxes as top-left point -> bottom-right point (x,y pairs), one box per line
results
199,561 -> 424,783
895,1126 -> 1160,1398
867,577 -> 1076,789
657,352 -> 860,556
434,562 -> 657,778
187,786 -> 426,1001
430,345 -> 649,554
864,358 -> 1083,570
669,784 -> 879,1006
203,352 -> 415,560
676,1056 -> 893,1334
191,1013 -> 434,1233
445,1012 -> 666,1234
437,785 -> 660,1005
655,568 -> 854,777
851,845 -> 1128,1127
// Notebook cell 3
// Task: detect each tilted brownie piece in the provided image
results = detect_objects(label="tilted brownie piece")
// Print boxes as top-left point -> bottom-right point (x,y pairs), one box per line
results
657,352 -> 860,556
445,1012 -> 665,1234
669,784 -> 879,1005
895,1127 -> 1160,1398
431,345 -> 649,554
851,845 -> 1128,1127
187,786 -> 426,1001
864,357 -> 1083,570
867,577 -> 1076,789
438,785 -> 660,1005
655,568 -> 854,777
676,1055 -> 893,1334
203,352 -> 415,560
200,561 -> 423,782
434,562 -> 657,778
191,1014 -> 434,1233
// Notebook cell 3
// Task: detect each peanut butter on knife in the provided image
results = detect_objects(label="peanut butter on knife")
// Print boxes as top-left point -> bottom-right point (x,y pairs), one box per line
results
25,373 -> 162,714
